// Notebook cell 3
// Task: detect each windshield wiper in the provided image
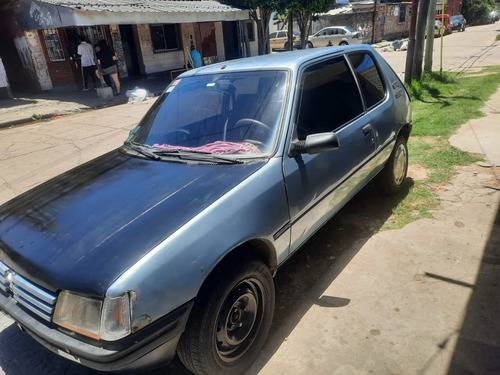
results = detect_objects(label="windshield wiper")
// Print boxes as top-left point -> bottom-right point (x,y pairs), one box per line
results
153,149 -> 243,164
123,142 -> 160,160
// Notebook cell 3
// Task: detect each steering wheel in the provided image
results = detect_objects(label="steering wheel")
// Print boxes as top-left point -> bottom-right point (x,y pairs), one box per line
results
164,129 -> 190,143
233,118 -> 272,134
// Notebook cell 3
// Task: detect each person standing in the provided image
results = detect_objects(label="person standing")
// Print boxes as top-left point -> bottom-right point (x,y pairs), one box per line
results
95,40 -> 121,95
190,44 -> 202,68
77,37 -> 98,91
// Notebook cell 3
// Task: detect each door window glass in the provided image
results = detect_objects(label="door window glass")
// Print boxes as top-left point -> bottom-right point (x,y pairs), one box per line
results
296,56 -> 363,140
348,53 -> 385,109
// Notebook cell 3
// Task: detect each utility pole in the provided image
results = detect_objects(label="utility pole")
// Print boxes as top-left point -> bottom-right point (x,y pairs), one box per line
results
424,0 -> 437,72
288,11 -> 293,51
404,0 -> 419,84
371,0 -> 378,44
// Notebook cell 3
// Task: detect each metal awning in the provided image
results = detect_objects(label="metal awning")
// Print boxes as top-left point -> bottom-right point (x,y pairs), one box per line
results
15,0 -> 250,30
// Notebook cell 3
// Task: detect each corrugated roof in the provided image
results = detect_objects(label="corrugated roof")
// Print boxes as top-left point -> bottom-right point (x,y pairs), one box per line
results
38,0 -> 246,13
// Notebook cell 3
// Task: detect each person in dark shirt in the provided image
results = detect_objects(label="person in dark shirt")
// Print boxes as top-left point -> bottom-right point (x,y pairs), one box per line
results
95,40 -> 121,95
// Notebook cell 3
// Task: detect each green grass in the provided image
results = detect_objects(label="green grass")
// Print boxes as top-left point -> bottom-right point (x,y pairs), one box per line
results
383,68 -> 499,229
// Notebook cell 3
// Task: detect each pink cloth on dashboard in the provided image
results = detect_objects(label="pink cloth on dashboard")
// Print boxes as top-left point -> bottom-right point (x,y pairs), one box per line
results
153,141 -> 261,155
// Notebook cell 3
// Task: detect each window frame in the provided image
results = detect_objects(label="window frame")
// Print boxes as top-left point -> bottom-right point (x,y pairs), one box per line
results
150,24 -> 181,53
294,55 -> 365,138
42,28 -> 65,62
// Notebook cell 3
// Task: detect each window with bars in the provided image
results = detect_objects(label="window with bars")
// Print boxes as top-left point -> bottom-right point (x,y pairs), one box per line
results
42,29 -> 65,62
399,6 -> 406,22
150,24 -> 181,53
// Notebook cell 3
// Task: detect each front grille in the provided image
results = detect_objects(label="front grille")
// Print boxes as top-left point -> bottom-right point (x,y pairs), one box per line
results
0,260 -> 57,322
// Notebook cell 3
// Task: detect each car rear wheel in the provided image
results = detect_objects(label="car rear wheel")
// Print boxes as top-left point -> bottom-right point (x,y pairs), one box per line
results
376,136 -> 408,195
177,261 -> 275,375
306,41 -> 313,48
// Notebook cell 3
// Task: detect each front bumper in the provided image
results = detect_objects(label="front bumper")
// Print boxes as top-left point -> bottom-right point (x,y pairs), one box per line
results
0,289 -> 193,372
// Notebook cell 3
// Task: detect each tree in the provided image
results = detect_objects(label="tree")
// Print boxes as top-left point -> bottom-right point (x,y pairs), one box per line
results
462,0 -> 497,24
223,0 -> 281,55
278,0 -> 335,49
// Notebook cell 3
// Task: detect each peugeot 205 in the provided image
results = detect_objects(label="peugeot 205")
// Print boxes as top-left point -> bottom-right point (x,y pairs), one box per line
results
0,45 -> 411,375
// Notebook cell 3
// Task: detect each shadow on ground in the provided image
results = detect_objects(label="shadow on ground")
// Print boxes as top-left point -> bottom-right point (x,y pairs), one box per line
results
446,200 -> 500,375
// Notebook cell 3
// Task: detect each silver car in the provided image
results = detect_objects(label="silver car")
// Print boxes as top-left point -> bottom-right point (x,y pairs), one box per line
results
307,26 -> 362,47
0,45 -> 411,375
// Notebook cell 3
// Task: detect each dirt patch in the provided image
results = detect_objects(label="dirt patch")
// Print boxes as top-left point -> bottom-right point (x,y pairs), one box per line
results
408,164 -> 431,180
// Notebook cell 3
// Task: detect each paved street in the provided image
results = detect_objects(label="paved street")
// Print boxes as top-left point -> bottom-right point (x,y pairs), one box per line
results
0,22 -> 499,375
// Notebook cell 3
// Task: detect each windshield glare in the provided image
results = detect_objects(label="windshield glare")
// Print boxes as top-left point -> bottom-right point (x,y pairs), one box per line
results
129,71 -> 288,157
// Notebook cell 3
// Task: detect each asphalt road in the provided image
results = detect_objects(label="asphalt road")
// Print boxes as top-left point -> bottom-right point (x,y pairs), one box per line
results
0,22 -> 499,375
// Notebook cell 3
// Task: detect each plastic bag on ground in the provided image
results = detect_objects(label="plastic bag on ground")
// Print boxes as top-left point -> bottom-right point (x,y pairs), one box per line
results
126,87 -> 149,103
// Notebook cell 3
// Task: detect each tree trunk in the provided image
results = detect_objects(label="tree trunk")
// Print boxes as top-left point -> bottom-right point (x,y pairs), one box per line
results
404,0 -> 420,84
424,0 -> 437,72
412,0 -> 430,80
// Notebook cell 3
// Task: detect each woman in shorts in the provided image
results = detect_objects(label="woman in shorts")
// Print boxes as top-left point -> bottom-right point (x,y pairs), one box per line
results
95,40 -> 121,95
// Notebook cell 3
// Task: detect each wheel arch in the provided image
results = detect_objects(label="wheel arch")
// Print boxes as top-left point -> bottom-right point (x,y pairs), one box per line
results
197,239 -> 278,299
398,122 -> 412,141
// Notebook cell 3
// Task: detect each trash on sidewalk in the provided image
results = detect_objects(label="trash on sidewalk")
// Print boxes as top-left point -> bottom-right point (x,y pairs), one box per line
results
126,87 -> 150,103
382,39 -> 408,52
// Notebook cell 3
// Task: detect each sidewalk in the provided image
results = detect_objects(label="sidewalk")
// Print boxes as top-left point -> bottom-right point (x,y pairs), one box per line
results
0,73 -> 170,129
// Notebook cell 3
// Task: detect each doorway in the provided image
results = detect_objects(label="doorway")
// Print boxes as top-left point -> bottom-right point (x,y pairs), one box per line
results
119,25 -> 141,76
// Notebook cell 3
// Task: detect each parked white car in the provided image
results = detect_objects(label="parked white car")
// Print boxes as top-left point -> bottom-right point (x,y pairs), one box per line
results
307,26 -> 362,48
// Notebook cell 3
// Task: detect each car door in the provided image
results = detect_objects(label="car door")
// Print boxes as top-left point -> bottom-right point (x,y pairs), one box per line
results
283,54 -> 378,253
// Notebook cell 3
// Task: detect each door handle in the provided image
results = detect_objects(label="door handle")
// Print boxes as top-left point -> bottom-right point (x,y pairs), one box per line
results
362,124 -> 372,135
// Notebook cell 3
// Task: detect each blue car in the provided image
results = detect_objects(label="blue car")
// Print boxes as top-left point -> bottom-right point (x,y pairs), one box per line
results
0,45 -> 411,375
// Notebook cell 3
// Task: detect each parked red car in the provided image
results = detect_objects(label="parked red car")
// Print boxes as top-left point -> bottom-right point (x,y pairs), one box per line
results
435,14 -> 453,35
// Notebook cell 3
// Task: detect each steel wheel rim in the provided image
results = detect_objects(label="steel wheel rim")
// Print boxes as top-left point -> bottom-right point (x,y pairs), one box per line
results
215,279 -> 264,363
393,143 -> 407,185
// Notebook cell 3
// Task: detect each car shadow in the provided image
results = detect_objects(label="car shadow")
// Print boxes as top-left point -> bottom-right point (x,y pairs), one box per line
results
247,178 -> 414,373
0,178 -> 413,375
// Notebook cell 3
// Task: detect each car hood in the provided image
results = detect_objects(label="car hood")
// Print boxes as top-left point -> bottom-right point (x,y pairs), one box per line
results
0,149 -> 265,295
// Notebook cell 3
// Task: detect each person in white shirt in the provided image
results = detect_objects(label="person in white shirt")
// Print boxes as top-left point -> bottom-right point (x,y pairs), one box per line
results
77,37 -> 98,91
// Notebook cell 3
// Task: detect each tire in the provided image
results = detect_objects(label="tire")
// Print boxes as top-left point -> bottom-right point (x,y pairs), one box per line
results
339,41 -> 348,46
177,261 -> 275,375
306,41 -> 313,48
284,41 -> 290,50
375,136 -> 408,195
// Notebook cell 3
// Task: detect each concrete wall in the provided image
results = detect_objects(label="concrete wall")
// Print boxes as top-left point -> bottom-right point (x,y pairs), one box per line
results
314,2 -> 412,43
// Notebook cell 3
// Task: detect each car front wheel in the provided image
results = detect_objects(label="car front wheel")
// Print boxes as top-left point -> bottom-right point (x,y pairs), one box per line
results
306,41 -> 313,48
177,261 -> 275,375
376,136 -> 408,195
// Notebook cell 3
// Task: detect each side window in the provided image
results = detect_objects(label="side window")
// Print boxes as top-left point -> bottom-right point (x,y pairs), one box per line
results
278,31 -> 286,38
348,53 -> 385,109
296,56 -> 364,140
269,32 -> 277,39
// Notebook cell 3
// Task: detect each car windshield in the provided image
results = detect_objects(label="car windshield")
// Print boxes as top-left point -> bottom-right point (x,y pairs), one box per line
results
345,27 -> 355,32
450,15 -> 461,22
128,70 -> 288,158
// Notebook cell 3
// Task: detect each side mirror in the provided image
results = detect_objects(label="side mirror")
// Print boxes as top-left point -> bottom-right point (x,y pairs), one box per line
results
289,132 -> 340,157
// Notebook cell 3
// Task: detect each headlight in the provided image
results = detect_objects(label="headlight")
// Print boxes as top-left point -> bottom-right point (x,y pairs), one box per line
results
53,291 -> 131,341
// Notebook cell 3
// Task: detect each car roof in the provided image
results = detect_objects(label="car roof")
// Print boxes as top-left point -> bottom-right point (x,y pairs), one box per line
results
179,44 -> 376,76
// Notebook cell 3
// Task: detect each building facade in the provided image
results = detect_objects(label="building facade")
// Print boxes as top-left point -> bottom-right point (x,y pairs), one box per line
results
0,0 -> 252,93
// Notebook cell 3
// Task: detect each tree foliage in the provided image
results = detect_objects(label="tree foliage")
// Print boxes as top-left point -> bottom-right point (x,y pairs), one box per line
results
222,0 -> 281,54
462,0 -> 497,24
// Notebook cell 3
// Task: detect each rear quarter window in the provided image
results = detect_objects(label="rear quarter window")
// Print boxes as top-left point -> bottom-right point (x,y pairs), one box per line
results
347,52 -> 386,109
